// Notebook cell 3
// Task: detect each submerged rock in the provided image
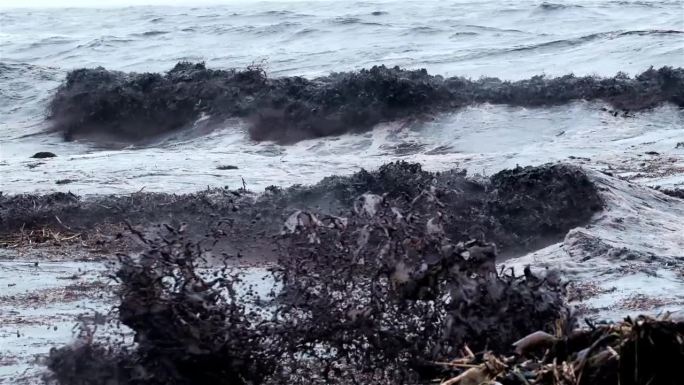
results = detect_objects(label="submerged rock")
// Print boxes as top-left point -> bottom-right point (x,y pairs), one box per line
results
216,165 -> 239,170
31,151 -> 56,158
48,62 -> 684,144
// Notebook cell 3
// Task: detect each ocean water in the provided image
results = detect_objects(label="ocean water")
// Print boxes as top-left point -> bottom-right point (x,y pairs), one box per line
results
0,0 -> 683,194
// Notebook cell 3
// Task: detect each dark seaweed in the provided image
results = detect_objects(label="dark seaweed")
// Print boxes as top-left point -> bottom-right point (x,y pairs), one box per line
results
0,163 -> 603,258
48,63 -> 684,144
45,180 -> 571,384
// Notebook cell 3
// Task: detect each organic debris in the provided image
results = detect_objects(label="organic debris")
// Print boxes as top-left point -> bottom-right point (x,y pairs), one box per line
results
38,161 -> 680,384
49,62 -> 684,144
0,226 -> 82,248
271,189 -> 571,383
45,195 -> 683,385
0,162 -> 603,259
659,188 -> 684,199
438,315 -> 683,385
45,181 -> 572,384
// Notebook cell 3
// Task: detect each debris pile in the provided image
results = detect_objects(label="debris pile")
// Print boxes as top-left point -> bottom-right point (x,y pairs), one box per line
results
272,187 -> 571,383
47,223 -> 277,385
42,163 -> 680,384
437,315 -> 683,385
0,226 -> 82,248
48,62 -> 684,143
0,162 -> 603,259
46,183 -> 568,384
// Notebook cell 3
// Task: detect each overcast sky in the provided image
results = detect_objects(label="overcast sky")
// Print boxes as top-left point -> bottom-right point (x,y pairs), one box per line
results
0,0 -> 403,8
0,0 -> 294,8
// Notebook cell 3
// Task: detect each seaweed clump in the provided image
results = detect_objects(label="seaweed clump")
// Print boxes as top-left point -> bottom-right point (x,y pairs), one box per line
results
44,170 -> 680,384
48,62 -> 268,141
45,184 -> 570,384
0,163 -> 603,258
488,164 -> 603,253
48,63 -> 684,144
271,188 -> 570,383
47,223 -> 277,385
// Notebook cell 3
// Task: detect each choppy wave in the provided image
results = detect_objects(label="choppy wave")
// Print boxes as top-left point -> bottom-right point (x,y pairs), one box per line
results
132,30 -> 170,37
449,31 -> 479,38
0,62 -> 61,127
27,36 -> 77,49
510,29 -> 683,53
77,36 -> 135,49
1,0 -> 681,82
537,2 -> 585,11
404,26 -> 444,35
461,24 -> 528,34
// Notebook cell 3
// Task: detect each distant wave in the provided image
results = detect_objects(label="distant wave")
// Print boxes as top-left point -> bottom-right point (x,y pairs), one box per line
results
620,29 -> 684,36
253,22 -> 301,36
609,1 -> 665,8
330,16 -> 384,26
47,62 -> 683,145
132,30 -> 170,37
0,62 -> 60,118
76,36 -> 134,49
0,61 -> 60,79
402,26 -> 444,35
195,13 -> 222,18
449,32 -> 479,38
27,36 -> 77,49
293,28 -> 321,36
255,10 -> 294,17
537,2 -> 584,10
462,24 -> 528,34
509,30 -> 683,53
509,33 -> 609,52
331,16 -> 359,24
424,29 -> 683,63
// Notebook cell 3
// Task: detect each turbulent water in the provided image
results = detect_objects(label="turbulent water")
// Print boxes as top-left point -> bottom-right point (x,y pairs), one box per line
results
1,0 -> 683,194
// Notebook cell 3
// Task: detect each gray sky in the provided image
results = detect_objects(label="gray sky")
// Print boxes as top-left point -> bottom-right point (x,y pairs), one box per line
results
0,0 -> 291,8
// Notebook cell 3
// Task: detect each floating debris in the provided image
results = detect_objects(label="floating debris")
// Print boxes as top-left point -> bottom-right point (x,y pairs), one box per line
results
216,165 -> 239,170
